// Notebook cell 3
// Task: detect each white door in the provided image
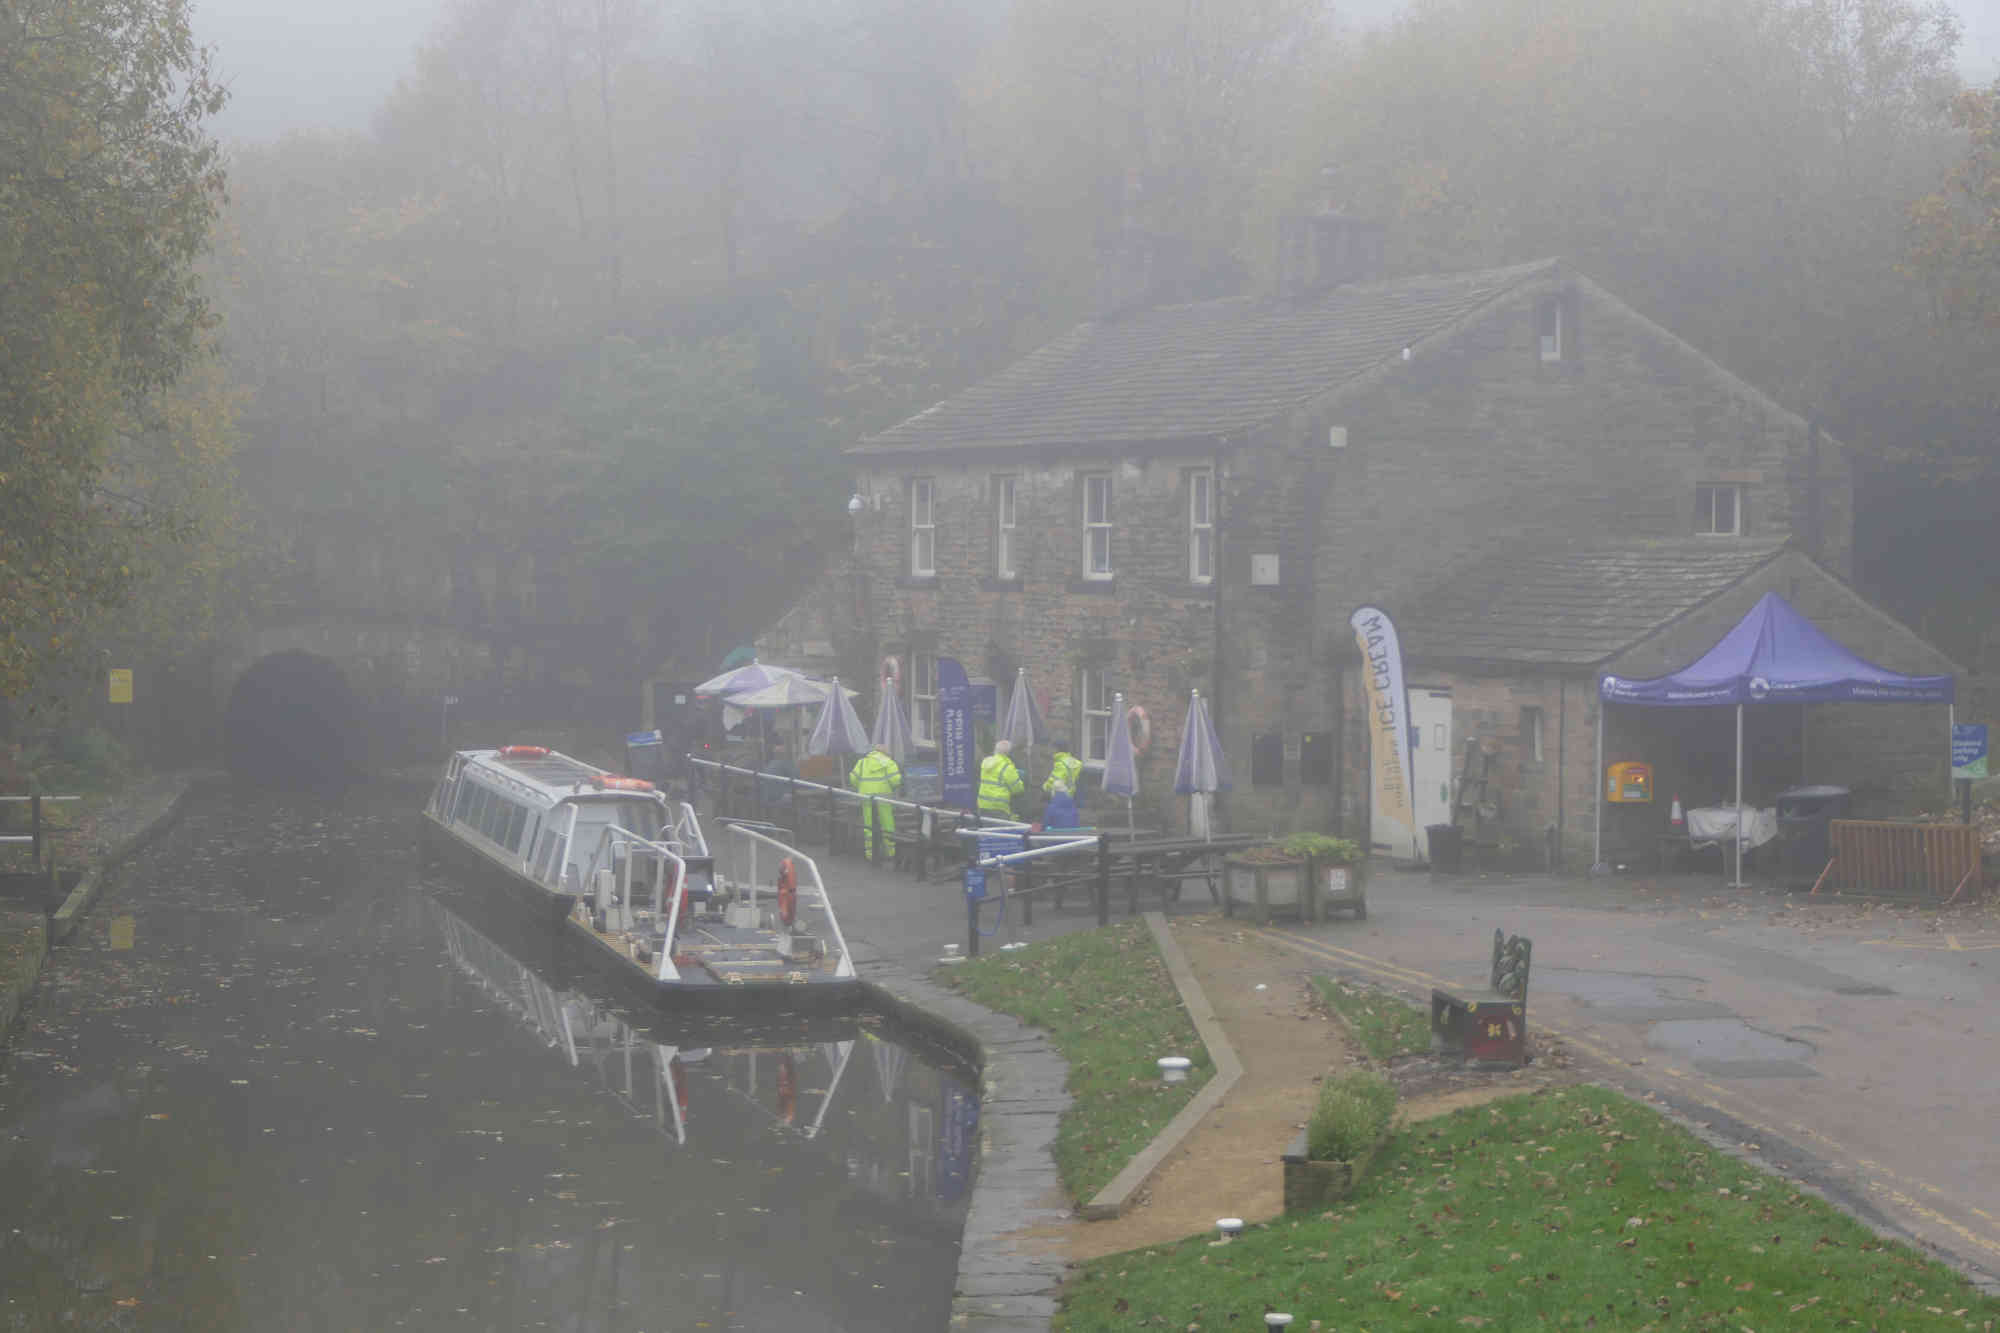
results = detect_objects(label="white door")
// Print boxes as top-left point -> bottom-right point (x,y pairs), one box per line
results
1410,689 -> 1453,859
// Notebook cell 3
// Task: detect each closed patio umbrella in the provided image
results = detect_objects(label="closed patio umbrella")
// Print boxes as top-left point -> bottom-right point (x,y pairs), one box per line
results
1102,691 -> 1139,831
869,673 -> 910,762
806,677 -> 871,758
1172,688 -> 1232,839
999,667 -> 1046,759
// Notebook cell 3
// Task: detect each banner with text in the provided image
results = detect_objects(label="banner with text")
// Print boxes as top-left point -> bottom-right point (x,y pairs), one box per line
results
939,657 -> 975,809
1349,606 -> 1417,858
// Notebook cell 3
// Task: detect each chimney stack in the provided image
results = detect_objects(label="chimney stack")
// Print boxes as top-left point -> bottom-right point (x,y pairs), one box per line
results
1278,166 -> 1385,296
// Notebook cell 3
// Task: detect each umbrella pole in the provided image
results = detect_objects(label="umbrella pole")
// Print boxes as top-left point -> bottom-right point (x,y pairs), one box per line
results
1592,699 -> 1607,873
1731,702 -> 1747,889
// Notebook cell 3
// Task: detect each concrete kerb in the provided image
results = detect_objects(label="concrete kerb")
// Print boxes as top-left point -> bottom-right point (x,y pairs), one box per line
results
1080,910 -> 1244,1221
49,773 -> 213,945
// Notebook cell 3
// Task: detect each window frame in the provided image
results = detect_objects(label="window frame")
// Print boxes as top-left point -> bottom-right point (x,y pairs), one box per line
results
1081,473 -> 1113,581
909,477 -> 936,577
1188,468 -> 1215,585
1080,668 -> 1114,765
1695,483 -> 1742,536
909,651 -> 938,746
994,475 -> 1018,580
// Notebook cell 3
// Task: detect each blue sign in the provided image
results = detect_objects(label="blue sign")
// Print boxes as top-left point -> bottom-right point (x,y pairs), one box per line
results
962,865 -> 987,901
939,657 -> 975,809
1953,723 -> 1988,780
625,729 -> 663,747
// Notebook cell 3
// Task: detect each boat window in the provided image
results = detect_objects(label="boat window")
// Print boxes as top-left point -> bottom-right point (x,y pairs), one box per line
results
504,803 -> 529,853
454,780 -> 476,823
467,785 -> 489,831
536,829 -> 561,881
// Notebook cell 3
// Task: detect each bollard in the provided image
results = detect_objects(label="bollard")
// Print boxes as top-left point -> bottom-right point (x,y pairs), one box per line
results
1020,846 -> 1035,926
1096,833 -> 1111,926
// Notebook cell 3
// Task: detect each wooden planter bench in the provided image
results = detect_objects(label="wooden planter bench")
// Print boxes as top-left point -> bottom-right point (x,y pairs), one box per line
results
1430,928 -> 1532,1067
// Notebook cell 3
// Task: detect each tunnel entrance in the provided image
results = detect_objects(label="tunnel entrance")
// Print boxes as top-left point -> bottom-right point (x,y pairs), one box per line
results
223,652 -> 365,785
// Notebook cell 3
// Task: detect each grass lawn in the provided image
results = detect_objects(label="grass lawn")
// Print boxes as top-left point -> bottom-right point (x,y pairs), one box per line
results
1057,1085 -> 2000,1331
1312,974 -> 1433,1063
942,920 -> 1210,1204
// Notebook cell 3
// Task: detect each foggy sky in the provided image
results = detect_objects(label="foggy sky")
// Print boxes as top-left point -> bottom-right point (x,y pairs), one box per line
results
199,0 -> 2000,143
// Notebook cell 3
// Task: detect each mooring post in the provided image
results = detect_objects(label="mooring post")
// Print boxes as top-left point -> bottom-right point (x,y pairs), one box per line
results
1096,832 -> 1111,926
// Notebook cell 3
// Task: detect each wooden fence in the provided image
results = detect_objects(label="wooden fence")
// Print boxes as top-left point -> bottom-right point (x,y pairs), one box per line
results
1823,819 -> 1984,902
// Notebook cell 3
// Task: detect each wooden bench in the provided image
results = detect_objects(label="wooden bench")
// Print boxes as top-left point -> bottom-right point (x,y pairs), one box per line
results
1430,928 -> 1532,1067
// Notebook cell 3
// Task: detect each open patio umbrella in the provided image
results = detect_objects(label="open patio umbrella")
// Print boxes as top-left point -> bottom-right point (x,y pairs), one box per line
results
725,675 -> 851,711
1173,688 -> 1232,839
869,673 -> 910,762
693,659 -> 808,699
1102,691 -> 1139,830
806,677 -> 871,758
999,667 -> 1046,762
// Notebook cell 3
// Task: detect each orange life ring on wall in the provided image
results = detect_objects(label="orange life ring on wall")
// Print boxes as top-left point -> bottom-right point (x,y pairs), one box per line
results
776,1052 -> 798,1125
1127,705 -> 1152,754
497,745 -> 550,759
776,858 -> 798,926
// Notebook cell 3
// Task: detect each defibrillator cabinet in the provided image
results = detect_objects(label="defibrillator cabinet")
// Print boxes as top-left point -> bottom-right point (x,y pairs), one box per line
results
1605,761 -> 1654,804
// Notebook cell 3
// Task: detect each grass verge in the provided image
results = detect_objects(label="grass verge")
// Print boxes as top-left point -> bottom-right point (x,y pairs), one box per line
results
1312,974 -> 1431,1063
1058,1085 -> 1999,1331
943,920 -> 1209,1204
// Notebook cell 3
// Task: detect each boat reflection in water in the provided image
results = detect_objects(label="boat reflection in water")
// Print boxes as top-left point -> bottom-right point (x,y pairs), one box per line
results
424,893 -> 981,1332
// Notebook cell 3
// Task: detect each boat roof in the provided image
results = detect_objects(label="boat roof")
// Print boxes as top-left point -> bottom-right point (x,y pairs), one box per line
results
459,748 -> 664,804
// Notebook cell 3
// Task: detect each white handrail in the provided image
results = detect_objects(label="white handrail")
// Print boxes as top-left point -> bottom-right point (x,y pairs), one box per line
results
723,823 -> 855,980
577,822 -> 690,983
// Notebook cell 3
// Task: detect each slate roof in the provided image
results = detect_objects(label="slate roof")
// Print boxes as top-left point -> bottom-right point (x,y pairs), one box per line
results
851,259 -> 1561,456
1399,537 -> 1793,667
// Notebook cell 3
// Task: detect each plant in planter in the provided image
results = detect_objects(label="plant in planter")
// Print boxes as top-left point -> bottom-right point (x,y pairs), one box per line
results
1283,1068 -> 1396,1212
1224,833 -> 1368,922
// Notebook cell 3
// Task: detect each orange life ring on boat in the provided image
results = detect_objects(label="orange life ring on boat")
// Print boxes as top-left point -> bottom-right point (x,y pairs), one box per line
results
592,774 -> 655,792
775,858 -> 798,926
776,1053 -> 797,1125
497,745 -> 550,759
1127,705 -> 1152,754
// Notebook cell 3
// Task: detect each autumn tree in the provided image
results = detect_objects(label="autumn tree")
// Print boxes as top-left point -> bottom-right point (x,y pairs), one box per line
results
0,0 -> 231,699
1907,82 -> 2000,329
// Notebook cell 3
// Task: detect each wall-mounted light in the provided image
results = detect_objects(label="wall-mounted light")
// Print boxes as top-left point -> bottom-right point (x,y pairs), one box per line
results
847,494 -> 865,514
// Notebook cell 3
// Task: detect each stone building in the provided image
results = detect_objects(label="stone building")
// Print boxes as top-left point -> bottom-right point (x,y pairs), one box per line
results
786,232 -> 1955,865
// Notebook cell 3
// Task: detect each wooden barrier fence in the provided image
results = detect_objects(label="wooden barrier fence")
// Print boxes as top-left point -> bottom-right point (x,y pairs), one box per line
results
1823,819 -> 1984,902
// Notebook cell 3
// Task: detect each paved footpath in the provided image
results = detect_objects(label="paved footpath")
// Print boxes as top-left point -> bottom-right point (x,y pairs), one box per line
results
1235,865 -> 2000,1291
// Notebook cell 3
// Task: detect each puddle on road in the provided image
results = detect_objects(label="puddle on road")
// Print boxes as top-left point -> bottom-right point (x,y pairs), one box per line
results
1645,1018 -> 1818,1078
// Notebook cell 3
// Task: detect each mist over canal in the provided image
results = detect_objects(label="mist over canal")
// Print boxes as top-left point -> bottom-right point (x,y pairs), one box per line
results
0,781 -> 975,1330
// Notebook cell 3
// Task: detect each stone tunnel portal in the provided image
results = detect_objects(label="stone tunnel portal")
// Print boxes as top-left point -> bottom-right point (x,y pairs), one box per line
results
223,652 -> 365,784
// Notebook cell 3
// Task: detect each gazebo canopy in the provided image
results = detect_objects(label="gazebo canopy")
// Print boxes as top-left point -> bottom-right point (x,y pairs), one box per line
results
1600,592 -> 1953,708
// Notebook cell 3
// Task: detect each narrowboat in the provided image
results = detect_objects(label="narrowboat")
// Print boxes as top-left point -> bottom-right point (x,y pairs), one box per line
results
423,745 -> 859,1001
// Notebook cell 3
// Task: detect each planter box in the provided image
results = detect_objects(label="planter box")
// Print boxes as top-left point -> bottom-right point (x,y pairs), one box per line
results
1318,859 -> 1367,919
1282,1127 -> 1390,1212
1223,857 -> 1310,924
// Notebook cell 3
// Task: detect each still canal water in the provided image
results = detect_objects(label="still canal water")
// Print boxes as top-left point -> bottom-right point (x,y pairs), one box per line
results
0,781 -> 977,1330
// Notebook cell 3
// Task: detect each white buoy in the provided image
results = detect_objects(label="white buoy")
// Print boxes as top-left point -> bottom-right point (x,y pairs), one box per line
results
1157,1055 -> 1192,1083
1216,1217 -> 1243,1239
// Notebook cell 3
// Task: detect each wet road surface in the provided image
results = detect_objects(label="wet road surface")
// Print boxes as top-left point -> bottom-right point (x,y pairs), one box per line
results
0,781 -> 975,1331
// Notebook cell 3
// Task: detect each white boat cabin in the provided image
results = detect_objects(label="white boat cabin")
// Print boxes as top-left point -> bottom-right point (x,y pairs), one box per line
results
431,746 -> 671,894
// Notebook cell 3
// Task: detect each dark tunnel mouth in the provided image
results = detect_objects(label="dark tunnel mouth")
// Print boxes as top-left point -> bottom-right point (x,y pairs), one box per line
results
223,652 -> 364,785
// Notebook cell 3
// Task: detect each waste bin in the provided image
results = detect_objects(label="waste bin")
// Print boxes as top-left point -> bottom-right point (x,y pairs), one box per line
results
1426,823 -> 1464,873
1776,784 -> 1851,885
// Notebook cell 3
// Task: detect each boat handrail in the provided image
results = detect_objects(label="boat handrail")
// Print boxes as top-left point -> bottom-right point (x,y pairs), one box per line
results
667,800 -> 710,858
720,823 -> 855,980
577,822 -> 691,984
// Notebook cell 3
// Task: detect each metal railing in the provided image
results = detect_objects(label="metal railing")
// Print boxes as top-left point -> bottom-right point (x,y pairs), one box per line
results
576,822 -> 691,982
714,822 -> 856,980
0,794 -> 82,865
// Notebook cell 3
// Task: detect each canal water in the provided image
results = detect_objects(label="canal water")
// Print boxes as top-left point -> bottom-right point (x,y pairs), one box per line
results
0,780 -> 977,1330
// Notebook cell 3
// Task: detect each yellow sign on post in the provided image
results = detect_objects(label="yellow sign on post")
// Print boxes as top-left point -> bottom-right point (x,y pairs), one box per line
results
108,668 -> 133,704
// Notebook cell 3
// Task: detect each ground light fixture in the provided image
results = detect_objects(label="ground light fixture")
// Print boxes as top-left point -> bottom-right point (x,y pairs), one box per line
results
1215,1217 -> 1243,1240
939,943 -> 964,965
1265,1316 -> 1293,1328
1157,1055 -> 1192,1082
